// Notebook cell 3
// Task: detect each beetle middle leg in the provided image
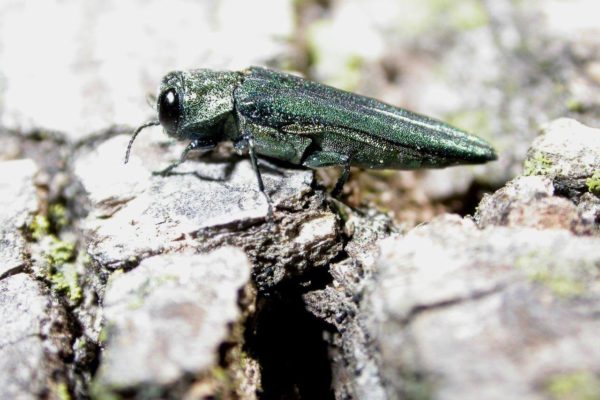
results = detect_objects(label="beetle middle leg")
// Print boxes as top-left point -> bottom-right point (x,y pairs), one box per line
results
302,151 -> 350,198
153,139 -> 216,176
236,133 -> 274,218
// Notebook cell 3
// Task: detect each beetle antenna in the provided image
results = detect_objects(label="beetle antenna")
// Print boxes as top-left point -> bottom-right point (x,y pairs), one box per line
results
124,120 -> 160,164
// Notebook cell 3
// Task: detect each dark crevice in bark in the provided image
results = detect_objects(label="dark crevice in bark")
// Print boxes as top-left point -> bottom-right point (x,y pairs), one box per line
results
0,264 -> 27,281
443,180 -> 501,218
245,267 -> 336,400
400,283 -> 509,326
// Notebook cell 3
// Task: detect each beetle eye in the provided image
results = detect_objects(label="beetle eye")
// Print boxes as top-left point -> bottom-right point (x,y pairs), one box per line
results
158,88 -> 180,134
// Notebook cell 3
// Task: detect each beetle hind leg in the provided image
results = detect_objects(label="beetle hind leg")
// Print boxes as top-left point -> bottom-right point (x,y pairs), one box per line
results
302,151 -> 350,198
331,163 -> 350,198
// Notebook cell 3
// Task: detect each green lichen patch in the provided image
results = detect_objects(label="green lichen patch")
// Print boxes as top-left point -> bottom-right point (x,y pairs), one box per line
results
585,171 -> 600,196
515,254 -> 596,299
30,214 -> 50,241
49,263 -> 82,302
545,371 -> 600,400
89,381 -> 123,400
29,202 -> 70,241
41,237 -> 81,302
54,382 -> 72,400
566,98 -> 585,113
523,152 -> 553,176
27,208 -> 83,303
46,237 -> 76,266
98,326 -> 110,345
49,203 -> 69,231
400,368 -> 435,400
529,269 -> 585,298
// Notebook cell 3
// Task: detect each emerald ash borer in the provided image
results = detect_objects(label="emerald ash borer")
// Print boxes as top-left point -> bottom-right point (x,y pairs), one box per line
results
125,66 -> 496,210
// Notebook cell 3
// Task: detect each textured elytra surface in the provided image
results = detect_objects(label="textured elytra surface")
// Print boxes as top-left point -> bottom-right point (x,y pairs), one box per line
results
236,67 -> 496,170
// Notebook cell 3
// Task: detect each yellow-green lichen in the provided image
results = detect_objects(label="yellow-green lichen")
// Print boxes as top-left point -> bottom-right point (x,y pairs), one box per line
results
42,237 -> 81,302
49,263 -> 82,302
206,365 -> 235,398
49,203 -> 69,231
546,371 -> 600,400
46,238 -> 76,266
586,171 -> 600,196
54,382 -> 71,400
82,252 -> 93,268
29,209 -> 82,302
401,369 -> 435,400
211,366 -> 230,383
98,326 -> 109,344
523,153 -> 553,176
89,381 -> 122,400
30,214 -> 50,241
567,98 -> 585,113
530,270 -> 585,298
515,254 -> 587,298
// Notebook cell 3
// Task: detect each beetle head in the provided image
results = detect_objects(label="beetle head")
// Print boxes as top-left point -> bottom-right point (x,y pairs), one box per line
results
157,69 -> 241,141
124,69 -> 242,164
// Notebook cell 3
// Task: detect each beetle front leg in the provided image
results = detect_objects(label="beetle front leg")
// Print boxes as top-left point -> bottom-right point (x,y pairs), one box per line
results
153,139 -> 216,176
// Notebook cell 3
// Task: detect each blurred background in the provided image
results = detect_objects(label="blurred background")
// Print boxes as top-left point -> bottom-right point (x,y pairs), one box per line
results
1,0 -> 599,225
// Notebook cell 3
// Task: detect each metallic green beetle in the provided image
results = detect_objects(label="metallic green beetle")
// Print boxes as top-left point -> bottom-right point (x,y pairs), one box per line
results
125,67 -> 496,208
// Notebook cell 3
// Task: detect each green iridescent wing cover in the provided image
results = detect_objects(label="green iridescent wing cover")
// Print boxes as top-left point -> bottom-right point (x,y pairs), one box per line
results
235,67 -> 496,169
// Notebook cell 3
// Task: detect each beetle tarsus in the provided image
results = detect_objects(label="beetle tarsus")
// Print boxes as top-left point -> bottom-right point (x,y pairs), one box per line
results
152,162 -> 180,177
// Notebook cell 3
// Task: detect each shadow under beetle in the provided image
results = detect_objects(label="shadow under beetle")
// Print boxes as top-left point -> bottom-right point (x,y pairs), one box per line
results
125,67 -> 496,213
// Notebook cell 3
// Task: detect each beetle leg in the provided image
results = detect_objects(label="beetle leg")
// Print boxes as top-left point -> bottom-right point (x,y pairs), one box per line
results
153,139 -> 216,176
302,151 -> 350,198
233,137 -> 248,155
332,162 -> 351,198
244,134 -> 274,217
